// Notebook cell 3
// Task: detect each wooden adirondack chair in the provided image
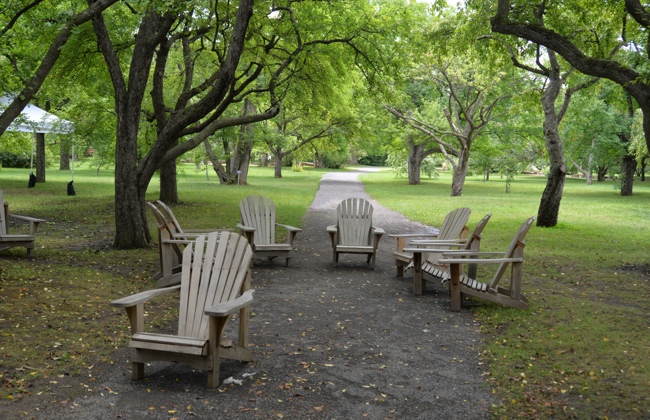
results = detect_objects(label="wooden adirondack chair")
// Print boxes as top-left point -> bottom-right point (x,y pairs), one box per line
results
111,231 -> 255,388
0,189 -> 45,256
237,196 -> 302,266
326,198 -> 385,269
147,201 -> 229,287
438,217 -> 535,311
147,202 -> 187,287
390,207 -> 472,280
405,214 -> 492,295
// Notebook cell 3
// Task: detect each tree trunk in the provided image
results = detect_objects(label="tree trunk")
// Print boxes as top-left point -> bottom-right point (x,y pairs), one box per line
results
260,153 -> 268,167
236,140 -> 253,184
204,140 -> 231,184
230,98 -> 256,185
450,149 -> 470,196
159,157 -> 179,203
274,154 -> 283,178
537,163 -> 566,227
536,52 -> 566,228
597,165 -> 608,182
113,107 -> 150,248
35,132 -> 46,182
407,142 -> 424,185
585,148 -> 594,185
620,153 -> 636,196
313,148 -> 324,168
60,139 -> 70,170
619,95 -> 636,196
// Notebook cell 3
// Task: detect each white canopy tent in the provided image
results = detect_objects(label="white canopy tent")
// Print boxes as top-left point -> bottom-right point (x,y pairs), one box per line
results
0,96 -> 74,134
1,96 -> 76,190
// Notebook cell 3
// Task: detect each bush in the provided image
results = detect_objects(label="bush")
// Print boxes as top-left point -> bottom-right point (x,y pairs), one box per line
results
358,154 -> 387,166
0,151 -> 30,168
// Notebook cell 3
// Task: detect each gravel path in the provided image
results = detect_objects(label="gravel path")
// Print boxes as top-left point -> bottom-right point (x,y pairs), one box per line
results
18,170 -> 495,419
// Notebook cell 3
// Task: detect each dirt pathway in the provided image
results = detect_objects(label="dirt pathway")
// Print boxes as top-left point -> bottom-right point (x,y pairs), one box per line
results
19,171 -> 495,419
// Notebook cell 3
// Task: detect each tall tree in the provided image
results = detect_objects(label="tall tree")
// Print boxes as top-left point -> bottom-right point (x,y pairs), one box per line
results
490,0 -> 650,156
483,28 -> 600,225
386,63 -> 507,195
0,0 -> 119,135
90,0 -> 400,247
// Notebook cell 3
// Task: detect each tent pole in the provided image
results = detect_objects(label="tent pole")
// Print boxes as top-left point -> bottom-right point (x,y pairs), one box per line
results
30,133 -> 35,172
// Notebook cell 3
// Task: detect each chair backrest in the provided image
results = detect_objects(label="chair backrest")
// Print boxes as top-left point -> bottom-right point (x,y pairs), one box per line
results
239,196 -> 276,245
148,201 -> 184,260
178,231 -> 252,339
0,189 -> 7,235
466,213 -> 491,251
437,207 -> 471,240
336,198 -> 373,246
156,201 -> 185,235
424,207 -> 471,265
488,217 -> 535,289
147,201 -> 167,226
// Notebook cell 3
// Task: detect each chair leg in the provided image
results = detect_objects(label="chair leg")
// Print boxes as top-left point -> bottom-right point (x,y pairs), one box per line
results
396,265 -> 404,277
207,316 -> 228,388
449,263 -> 462,312
285,257 -> 290,267
368,253 -> 376,270
132,362 -> 144,380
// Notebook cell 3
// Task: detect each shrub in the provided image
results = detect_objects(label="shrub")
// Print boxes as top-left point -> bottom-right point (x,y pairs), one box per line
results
0,151 -> 30,168
358,154 -> 387,166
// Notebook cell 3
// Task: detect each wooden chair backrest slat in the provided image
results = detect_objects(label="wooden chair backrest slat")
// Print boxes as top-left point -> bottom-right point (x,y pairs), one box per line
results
467,214 -> 491,251
424,207 -> 471,265
177,231 -> 252,339
156,201 -> 185,235
337,198 -> 373,246
240,196 -> 276,245
488,217 -> 535,289
146,201 -> 167,226
437,207 -> 471,240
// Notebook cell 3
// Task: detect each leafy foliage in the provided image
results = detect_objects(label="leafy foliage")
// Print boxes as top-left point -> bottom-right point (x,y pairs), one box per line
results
0,151 -> 30,168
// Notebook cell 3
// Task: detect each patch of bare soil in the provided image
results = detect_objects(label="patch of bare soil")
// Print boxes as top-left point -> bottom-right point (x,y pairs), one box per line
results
620,263 -> 650,278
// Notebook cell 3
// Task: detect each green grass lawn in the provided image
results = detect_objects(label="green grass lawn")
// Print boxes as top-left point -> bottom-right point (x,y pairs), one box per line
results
361,170 -> 649,418
0,164 -> 648,418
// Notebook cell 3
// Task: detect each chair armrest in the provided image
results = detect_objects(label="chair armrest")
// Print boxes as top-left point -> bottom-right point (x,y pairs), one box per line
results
390,232 -> 438,252
10,214 -> 45,235
236,223 -> 256,233
372,227 -> 385,235
441,251 -> 505,257
326,225 -> 336,246
387,233 -> 439,238
438,257 -> 523,265
276,223 -> 302,233
276,223 -> 301,245
182,228 -> 231,233
10,214 -> 45,223
110,285 -> 181,308
163,238 -> 193,244
205,289 -> 255,317
408,239 -> 466,246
